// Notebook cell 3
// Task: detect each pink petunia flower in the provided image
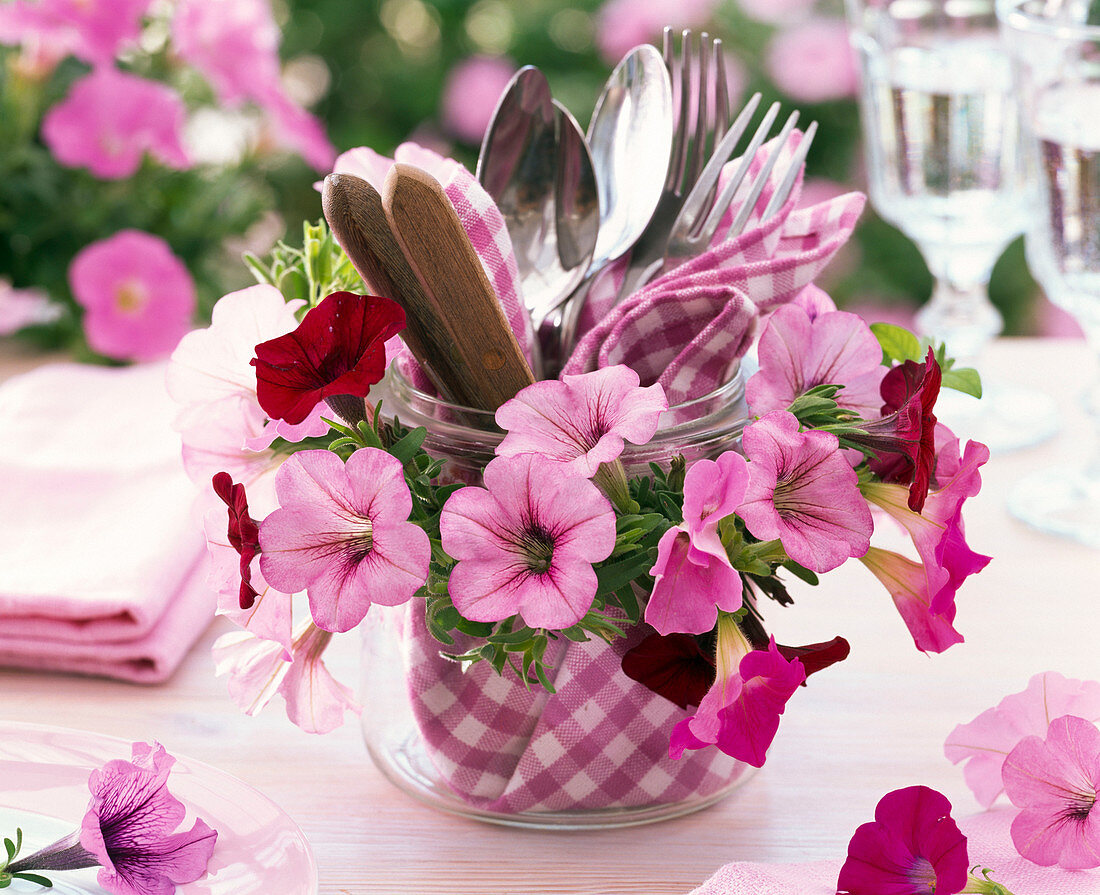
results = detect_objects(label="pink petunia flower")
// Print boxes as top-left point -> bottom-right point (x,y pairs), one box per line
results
860,546 -> 963,653
669,618 -> 805,767
439,454 -> 617,629
68,230 -> 195,361
0,279 -> 60,335
737,411 -> 873,572
644,452 -> 748,635
836,785 -> 969,895
0,0 -> 150,65
43,67 -> 190,179
945,672 -> 1100,809
440,55 -> 517,144
495,365 -> 668,478
765,19 -> 860,104
862,440 -> 991,622
747,302 -> 887,419
1003,714 -> 1100,869
203,505 -> 292,651
171,0 -> 335,171
258,448 -> 430,633
213,620 -> 360,734
594,0 -> 720,64
251,291 -> 406,426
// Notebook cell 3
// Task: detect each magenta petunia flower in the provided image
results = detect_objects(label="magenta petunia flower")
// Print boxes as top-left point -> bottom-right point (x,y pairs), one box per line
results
69,230 -> 195,361
860,546 -> 964,653
946,673 -> 1100,809
737,411 -> 873,573
836,785 -> 969,895
213,621 -> 359,734
42,67 -> 190,179
439,454 -> 617,629
251,291 -> 405,425
212,471 -> 261,609
1003,714 -> 1100,869
645,452 -> 748,635
0,0 -> 150,65
258,448 -> 430,633
3,742 -> 217,894
746,303 -> 887,419
669,619 -> 804,767
495,365 -> 668,478
78,742 -> 217,895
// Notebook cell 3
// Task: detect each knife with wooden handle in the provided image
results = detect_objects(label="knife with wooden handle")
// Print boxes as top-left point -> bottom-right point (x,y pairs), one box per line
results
382,163 -> 536,413
322,171 -> 476,408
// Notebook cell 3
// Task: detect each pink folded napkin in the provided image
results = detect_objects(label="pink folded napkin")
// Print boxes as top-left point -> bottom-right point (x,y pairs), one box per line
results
688,808 -> 1097,894
0,362 -> 213,683
563,134 -> 866,400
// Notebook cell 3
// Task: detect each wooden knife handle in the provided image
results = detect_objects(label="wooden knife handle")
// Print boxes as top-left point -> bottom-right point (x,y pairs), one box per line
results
382,164 -> 536,412
324,172 -> 485,410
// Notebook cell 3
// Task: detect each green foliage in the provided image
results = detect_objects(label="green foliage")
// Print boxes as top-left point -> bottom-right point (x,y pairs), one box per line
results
244,219 -> 365,308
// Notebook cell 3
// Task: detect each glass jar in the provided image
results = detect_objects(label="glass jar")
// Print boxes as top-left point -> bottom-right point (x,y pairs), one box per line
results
360,364 -> 753,828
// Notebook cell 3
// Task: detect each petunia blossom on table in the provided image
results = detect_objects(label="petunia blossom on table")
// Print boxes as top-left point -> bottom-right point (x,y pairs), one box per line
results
168,208 -> 994,786
0,741 -> 217,894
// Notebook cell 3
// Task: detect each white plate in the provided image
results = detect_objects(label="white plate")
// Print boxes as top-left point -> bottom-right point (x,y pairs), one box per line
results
0,721 -> 317,894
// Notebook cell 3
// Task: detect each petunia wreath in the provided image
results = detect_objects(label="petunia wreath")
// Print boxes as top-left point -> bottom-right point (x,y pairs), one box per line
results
182,227 -> 993,767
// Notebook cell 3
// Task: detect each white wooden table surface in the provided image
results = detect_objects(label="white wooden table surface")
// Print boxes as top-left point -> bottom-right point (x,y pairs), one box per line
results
0,337 -> 1097,894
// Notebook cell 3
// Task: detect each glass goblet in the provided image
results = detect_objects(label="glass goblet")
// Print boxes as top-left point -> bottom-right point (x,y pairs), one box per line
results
846,0 -> 1059,451
1001,0 -> 1100,545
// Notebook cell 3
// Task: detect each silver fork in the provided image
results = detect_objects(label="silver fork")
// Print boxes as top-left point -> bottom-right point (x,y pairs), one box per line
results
554,29 -> 733,365
658,117 -> 818,276
613,27 -> 735,301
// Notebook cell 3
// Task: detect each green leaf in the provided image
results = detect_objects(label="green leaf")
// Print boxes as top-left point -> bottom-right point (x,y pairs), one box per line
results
613,585 -> 641,624
3,838 -> 14,863
534,663 -> 556,693
388,426 -> 427,464
941,366 -> 983,399
781,560 -> 819,586
871,323 -> 922,364
12,872 -> 51,888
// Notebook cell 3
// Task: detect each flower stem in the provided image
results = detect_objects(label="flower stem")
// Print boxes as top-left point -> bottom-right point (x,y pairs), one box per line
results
6,831 -> 99,873
961,866 -> 1016,895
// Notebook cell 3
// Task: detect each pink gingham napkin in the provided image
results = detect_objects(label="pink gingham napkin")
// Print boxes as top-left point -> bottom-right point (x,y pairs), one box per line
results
404,605 -> 748,814
563,132 -> 866,402
328,142 -> 536,381
687,809 -> 1098,894
0,362 -> 212,682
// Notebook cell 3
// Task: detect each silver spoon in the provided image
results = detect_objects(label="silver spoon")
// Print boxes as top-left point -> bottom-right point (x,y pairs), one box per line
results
476,66 -> 597,376
545,45 -> 673,376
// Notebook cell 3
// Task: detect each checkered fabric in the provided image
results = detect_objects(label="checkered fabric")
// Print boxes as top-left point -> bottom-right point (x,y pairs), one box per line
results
404,604 -> 747,814
562,131 -> 866,403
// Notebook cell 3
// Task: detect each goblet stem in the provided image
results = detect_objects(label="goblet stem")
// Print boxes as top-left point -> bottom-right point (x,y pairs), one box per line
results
914,248 -> 1004,362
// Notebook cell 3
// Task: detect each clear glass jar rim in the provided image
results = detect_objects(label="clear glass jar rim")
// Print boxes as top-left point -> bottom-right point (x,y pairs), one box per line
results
385,362 -> 746,434
997,0 -> 1100,41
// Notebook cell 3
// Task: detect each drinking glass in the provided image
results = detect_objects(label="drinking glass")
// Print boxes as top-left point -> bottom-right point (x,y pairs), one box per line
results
846,0 -> 1059,451
1000,0 -> 1100,545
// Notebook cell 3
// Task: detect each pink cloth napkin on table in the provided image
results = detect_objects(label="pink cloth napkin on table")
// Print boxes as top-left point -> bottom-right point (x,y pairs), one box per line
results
562,133 -> 866,402
0,362 -> 212,683
687,808 -> 1098,894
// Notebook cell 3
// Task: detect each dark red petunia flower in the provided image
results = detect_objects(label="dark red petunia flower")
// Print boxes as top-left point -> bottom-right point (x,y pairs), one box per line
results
776,636 -> 851,683
856,348 -> 941,513
621,632 -> 716,710
250,292 -> 406,425
212,472 -> 260,609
